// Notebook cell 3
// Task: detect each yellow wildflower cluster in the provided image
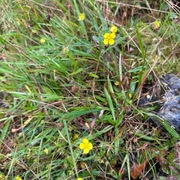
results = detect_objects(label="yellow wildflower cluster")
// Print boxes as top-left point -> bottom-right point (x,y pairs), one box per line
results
103,25 -> 118,45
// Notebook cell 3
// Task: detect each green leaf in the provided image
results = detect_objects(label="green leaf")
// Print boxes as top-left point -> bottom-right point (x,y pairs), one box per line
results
0,119 -> 11,148
104,87 -> 116,121
89,72 -> 99,78
145,112 -> 180,139
69,68 -> 84,76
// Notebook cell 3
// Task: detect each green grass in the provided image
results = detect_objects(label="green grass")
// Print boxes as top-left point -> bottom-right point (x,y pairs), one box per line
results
0,0 -> 180,179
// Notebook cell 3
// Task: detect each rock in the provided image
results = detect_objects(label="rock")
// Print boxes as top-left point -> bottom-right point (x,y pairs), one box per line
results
139,74 -> 180,133
161,74 -> 180,91
158,74 -> 180,132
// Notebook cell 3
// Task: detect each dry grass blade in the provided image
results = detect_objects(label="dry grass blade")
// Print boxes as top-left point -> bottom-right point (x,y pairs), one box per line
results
96,0 -> 169,13
166,0 -> 180,15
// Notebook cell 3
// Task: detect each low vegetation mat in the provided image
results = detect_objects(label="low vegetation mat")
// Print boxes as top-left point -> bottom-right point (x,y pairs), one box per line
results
0,0 -> 179,179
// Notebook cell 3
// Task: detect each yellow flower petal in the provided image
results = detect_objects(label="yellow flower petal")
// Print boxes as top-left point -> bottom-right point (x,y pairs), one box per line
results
83,138 -> 89,144
109,39 -> 115,45
77,178 -> 83,180
88,143 -> 93,150
15,176 -> 23,180
110,33 -> 116,39
84,148 -> 90,154
110,25 -> 117,33
103,39 -> 109,45
104,33 -> 110,38
79,143 -> 85,149
154,20 -> 160,27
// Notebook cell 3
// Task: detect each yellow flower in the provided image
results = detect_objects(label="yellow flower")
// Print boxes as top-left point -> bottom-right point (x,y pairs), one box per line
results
44,148 -> 49,154
110,25 -> 118,33
78,13 -> 85,21
103,33 -> 116,45
40,38 -> 46,44
153,20 -> 161,29
15,175 -> 23,180
77,178 -> 83,180
79,138 -> 93,154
